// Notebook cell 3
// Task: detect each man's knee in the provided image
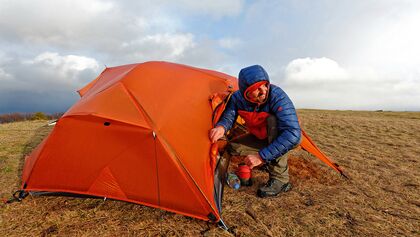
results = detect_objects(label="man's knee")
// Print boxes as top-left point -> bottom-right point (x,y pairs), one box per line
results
271,153 -> 289,165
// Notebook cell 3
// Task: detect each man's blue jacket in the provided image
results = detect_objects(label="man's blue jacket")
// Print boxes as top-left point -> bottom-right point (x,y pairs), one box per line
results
215,65 -> 301,162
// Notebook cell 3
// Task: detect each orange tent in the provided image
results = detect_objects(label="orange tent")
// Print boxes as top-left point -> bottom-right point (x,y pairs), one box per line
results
21,61 -> 237,223
21,61 -> 344,226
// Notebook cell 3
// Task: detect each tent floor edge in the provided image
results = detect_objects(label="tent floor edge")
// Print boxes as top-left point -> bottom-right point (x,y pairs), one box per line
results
28,191 -> 102,199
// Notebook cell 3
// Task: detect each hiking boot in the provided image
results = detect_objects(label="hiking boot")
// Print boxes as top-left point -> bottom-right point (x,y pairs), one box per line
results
257,179 -> 292,198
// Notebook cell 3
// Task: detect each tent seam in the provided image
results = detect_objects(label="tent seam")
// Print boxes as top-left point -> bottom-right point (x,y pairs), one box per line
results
78,67 -> 107,97
153,135 -> 161,207
88,167 -> 128,199
62,113 -> 151,130
86,141 -> 146,198
82,64 -> 138,100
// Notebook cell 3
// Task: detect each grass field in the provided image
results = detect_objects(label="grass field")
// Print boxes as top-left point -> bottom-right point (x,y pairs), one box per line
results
1,110 -> 419,236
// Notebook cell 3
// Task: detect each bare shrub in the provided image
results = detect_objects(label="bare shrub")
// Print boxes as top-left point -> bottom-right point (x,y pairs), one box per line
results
0,112 -> 63,123
31,112 -> 48,121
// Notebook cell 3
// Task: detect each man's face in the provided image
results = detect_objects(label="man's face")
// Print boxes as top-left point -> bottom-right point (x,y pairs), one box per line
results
247,84 -> 268,103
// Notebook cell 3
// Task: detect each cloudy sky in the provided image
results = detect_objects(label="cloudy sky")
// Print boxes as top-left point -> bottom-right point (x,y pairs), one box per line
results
0,0 -> 419,113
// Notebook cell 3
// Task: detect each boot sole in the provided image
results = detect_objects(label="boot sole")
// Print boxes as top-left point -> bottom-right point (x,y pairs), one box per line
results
257,183 -> 292,198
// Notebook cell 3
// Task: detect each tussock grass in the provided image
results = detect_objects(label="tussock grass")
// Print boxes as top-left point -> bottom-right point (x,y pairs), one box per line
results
1,110 -> 419,236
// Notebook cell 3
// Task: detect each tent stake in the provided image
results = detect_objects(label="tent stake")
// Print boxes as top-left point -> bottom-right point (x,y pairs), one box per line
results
218,218 -> 229,231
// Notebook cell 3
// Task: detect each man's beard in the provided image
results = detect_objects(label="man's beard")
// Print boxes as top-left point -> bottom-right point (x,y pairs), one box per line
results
256,94 -> 266,103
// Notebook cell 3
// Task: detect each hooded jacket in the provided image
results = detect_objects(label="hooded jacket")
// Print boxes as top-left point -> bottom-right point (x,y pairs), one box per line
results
215,65 -> 301,162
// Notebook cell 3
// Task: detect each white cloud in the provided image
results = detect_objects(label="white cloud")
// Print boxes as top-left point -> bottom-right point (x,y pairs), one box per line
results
82,0 -> 114,13
30,52 -> 99,71
332,2 -> 420,78
284,57 -> 349,84
5,52 -> 101,96
0,0 -> 118,45
120,33 -> 196,62
0,0 -> 242,51
218,37 -> 243,50
136,33 -> 195,57
26,52 -> 100,81
176,0 -> 244,18
281,57 -> 420,111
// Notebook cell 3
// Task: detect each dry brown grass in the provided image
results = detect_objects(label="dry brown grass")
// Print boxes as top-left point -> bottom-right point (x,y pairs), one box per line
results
1,110 -> 419,236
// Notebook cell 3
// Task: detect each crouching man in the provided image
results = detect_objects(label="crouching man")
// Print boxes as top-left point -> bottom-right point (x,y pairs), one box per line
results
209,65 -> 301,198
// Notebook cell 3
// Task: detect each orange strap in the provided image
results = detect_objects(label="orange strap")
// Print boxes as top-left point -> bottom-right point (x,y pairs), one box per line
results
299,129 -> 347,178
209,92 -> 233,127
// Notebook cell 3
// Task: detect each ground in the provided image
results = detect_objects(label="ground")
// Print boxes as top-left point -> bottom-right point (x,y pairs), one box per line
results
0,110 -> 419,236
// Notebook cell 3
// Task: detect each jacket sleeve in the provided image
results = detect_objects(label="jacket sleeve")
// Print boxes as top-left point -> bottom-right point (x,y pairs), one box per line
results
258,91 -> 301,162
215,93 -> 239,132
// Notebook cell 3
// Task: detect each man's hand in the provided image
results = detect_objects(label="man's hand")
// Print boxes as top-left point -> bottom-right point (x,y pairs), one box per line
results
244,154 -> 264,169
209,126 -> 225,143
